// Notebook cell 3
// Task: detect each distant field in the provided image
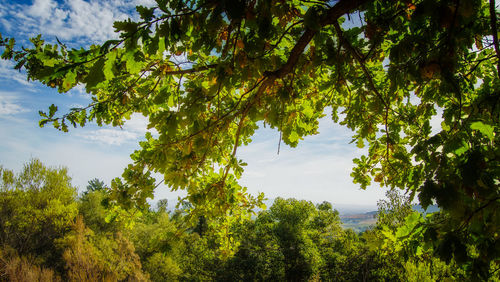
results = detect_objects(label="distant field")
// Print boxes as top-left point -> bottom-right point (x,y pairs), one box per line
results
340,205 -> 439,233
340,211 -> 377,233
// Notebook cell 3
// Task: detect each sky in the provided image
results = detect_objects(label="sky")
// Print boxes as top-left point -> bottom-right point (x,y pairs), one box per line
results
0,0 -> 392,212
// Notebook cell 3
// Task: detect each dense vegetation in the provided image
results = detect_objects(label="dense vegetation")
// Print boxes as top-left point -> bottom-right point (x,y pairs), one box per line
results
0,0 -> 499,279
0,160 -> 480,281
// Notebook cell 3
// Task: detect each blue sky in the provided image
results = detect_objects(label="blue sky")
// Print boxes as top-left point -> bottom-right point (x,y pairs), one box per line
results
0,0 -> 391,211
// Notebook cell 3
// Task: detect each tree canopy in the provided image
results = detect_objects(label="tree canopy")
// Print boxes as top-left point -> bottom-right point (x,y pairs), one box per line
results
1,0 -> 499,275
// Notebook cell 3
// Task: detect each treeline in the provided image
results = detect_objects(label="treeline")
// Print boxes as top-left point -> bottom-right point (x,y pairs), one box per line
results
0,160 -> 492,281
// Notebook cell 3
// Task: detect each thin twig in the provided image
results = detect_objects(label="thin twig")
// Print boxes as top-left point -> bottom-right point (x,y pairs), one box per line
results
333,22 -> 389,110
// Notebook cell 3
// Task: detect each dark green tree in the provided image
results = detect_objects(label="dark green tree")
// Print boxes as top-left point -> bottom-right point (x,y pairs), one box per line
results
84,178 -> 106,194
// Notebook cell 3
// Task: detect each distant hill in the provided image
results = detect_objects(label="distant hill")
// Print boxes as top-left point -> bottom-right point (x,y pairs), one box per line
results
340,205 -> 440,233
154,197 -> 440,234
412,204 -> 440,214
153,197 -> 439,234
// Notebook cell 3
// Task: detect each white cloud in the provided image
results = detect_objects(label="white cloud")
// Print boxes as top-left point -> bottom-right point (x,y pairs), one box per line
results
132,0 -> 156,6
238,119 -> 387,206
75,113 -> 153,145
66,84 -> 90,99
123,113 -> 149,133
2,0 -> 156,45
79,128 -> 138,145
0,91 -> 29,116
0,60 -> 32,86
64,0 -> 123,42
27,0 -> 59,20
0,7 -> 11,32
430,107 -> 444,134
0,101 -> 27,116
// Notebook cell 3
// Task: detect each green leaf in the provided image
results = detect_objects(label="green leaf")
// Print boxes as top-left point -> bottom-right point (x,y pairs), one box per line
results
441,121 -> 451,131
302,103 -> 314,118
145,34 -> 159,56
103,51 -> 117,80
304,6 -> 324,31
84,58 -> 106,91
470,121 -> 494,140
48,104 -> 57,118
39,119 -> 49,127
167,94 -> 175,107
113,19 -> 139,34
136,6 -> 155,21
289,131 -> 300,143
124,50 -> 144,74
454,144 -> 468,156
61,71 -> 76,92
356,139 -> 364,148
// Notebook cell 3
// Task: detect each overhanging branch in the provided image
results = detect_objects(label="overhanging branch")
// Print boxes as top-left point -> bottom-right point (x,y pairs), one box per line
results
275,0 -> 372,78
489,0 -> 500,79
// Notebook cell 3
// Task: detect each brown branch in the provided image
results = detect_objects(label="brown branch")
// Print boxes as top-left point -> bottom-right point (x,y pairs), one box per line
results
159,77 -> 266,147
157,0 -> 374,188
458,196 -> 500,231
220,76 -> 274,186
490,0 -> 500,79
333,21 -> 389,109
231,23 -> 242,65
154,179 -> 165,189
250,0 -> 374,129
269,0 -> 372,79
248,20 -> 304,60
463,54 -> 497,78
221,107 -> 249,186
46,64 -> 154,125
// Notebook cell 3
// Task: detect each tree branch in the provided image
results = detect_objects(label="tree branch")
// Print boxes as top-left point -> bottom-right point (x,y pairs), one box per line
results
333,21 -> 389,109
259,0 -> 372,100
269,0 -> 372,79
489,0 -> 500,79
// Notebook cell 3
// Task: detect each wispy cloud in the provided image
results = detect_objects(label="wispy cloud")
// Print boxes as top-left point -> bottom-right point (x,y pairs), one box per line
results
0,91 -> 29,117
1,0 -> 156,46
79,128 -> 138,145
0,101 -> 27,116
76,113 -> 153,145
123,113 -> 150,134
0,60 -> 32,86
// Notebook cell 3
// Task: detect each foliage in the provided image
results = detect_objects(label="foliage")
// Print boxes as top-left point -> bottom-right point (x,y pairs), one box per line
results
59,216 -> 113,281
0,247 -> 61,282
0,159 -> 78,270
1,0 -> 500,276
59,216 -> 149,281
84,178 -> 106,194
0,160 -> 488,280
377,188 -> 413,231
402,258 -> 467,282
0,160 -> 152,280
78,181 -> 132,234
218,218 -> 286,281
144,253 -> 181,282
